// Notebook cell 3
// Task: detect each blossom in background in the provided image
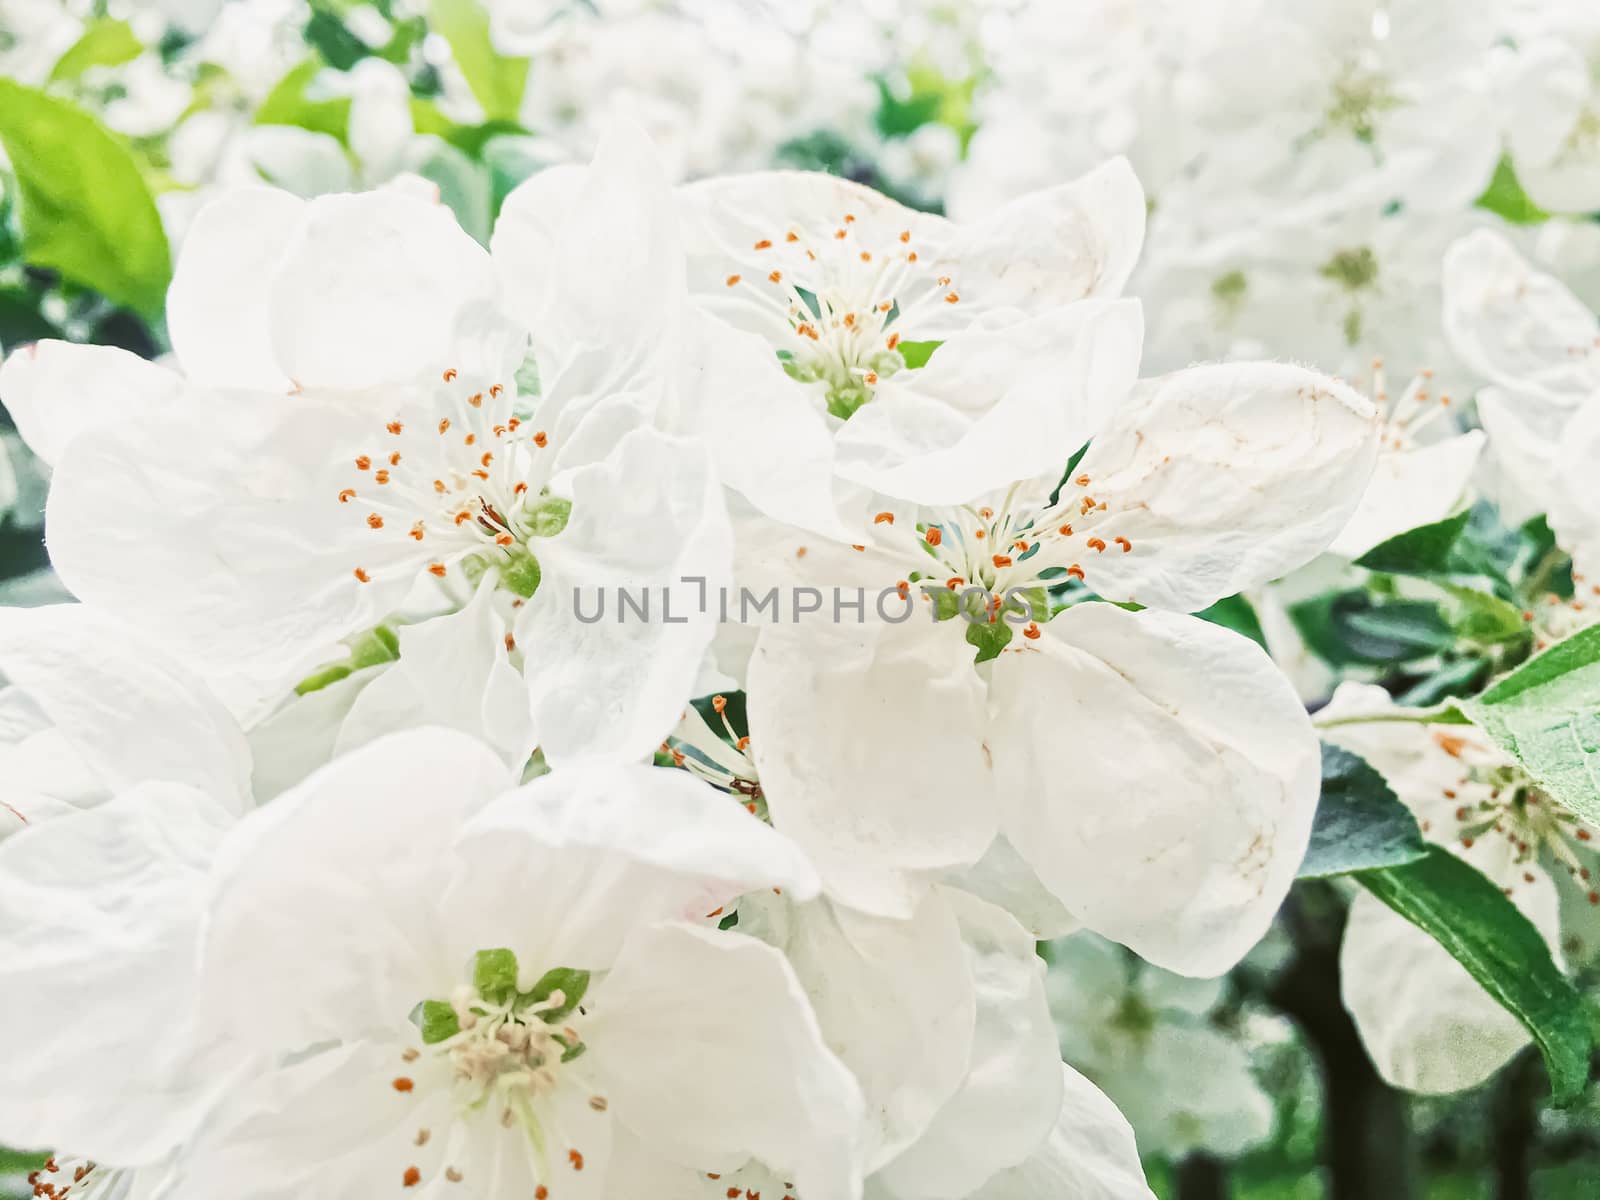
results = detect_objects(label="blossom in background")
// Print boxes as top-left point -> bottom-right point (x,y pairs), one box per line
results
1324,683 -> 1600,1094
1045,933 -> 1276,1160
1501,0 -> 1600,215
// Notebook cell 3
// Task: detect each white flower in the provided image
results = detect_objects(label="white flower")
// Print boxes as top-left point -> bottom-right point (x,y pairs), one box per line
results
1329,362 -> 1485,559
671,160 -> 1145,525
1442,229 -> 1600,580
172,730 -> 864,1199
1044,933 -> 1275,1159
22,135 -> 731,763
742,358 -> 1378,973
1501,2 -> 1600,214
1323,683 -> 1600,1093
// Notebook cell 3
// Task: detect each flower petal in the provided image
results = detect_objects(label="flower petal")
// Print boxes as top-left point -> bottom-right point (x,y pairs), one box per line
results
870,892 -> 1062,1199
1330,431 -> 1485,559
269,190 -> 501,390
989,603 -> 1320,976
747,619 -> 997,918
0,783 -> 241,1163
1340,889 -> 1546,1094
965,1064 -> 1157,1200
167,186 -> 306,392
446,762 -> 819,971
0,604 -> 251,810
1073,362 -> 1378,611
203,729 -> 513,1052
588,922 -> 866,1200
519,427 -> 731,765
0,340 -> 182,467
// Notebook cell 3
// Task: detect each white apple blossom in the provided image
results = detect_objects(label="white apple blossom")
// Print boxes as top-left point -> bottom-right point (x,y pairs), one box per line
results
169,729 -> 864,1199
16,132 -> 732,767
1323,683 -> 1600,1094
741,355 -> 1378,974
1501,0 -> 1600,215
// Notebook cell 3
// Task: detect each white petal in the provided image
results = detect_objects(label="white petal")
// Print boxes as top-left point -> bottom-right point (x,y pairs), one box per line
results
870,893 -> 1062,1199
1441,229 -> 1600,400
447,762 -> 819,971
989,604 -> 1320,976
772,891 -> 977,1169
747,619 -> 997,918
1476,387 -> 1575,527
519,427 -> 731,765
167,186 -> 306,392
269,190 -> 501,390
1341,889 -> 1546,1095
0,340 -> 182,467
962,1064 -> 1156,1200
588,922 -> 865,1200
1329,431 -> 1485,560
833,300 -> 1143,506
942,834 -> 1079,940
1547,397 -> 1600,585
245,665 -> 383,803
0,604 -> 251,810
1073,362 -> 1379,611
203,729 -> 513,1053
0,784 -> 241,1162
336,577 -> 533,770
938,157 -> 1147,313
493,124 -> 684,398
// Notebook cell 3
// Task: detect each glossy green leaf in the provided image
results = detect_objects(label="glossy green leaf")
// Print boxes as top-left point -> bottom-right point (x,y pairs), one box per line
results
1459,623 -> 1600,828
1196,592 -> 1268,650
1357,847 -> 1592,1103
1298,743 -> 1429,877
1354,509 -> 1470,576
0,80 -> 171,318
256,58 -> 352,143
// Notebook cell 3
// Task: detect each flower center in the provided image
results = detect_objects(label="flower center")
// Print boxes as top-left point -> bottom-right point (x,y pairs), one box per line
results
1428,729 -> 1600,904
390,951 -> 599,1192
27,1156 -> 120,1200
720,213 -> 959,419
1323,60 -> 1400,144
1368,360 -> 1453,453
340,368 -> 567,596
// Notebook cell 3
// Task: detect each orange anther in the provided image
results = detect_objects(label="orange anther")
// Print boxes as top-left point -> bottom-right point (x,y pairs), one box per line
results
1058,523 -> 1073,536
481,451 -> 494,467
925,527 -> 942,546
355,455 -> 371,470
874,512 -> 895,525
726,274 -> 742,286
393,1077 -> 414,1092
428,563 -> 447,577
404,1166 -> 421,1187
1066,564 -> 1085,581
1087,537 -> 1107,553
1075,474 -> 1091,486
409,523 -> 425,541
490,384 -> 503,398
899,230 -> 911,243
860,251 -> 872,262
434,479 -> 447,493
992,554 -> 1013,568
354,567 -> 371,583
769,270 -> 782,283
844,213 -> 856,223
1023,622 -> 1041,640
1114,536 -> 1131,552
834,229 -> 847,239
464,434 -> 476,446
338,488 -> 355,504
375,470 -> 391,484
438,418 -> 450,434
367,513 -> 384,529
887,332 -> 900,350
442,368 -> 457,381
944,292 -> 960,304
387,421 -> 403,435
946,577 -> 964,590
569,1150 -> 584,1171
468,392 -> 483,408
534,431 -> 549,448
389,452 -> 401,466
907,251 -> 918,262
712,695 -> 728,714
754,239 -> 772,250
495,533 -> 514,546
785,231 -> 798,242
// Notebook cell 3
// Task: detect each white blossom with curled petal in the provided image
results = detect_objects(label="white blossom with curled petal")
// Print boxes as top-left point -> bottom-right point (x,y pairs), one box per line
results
1322,683 -> 1600,1094
737,347 -> 1378,976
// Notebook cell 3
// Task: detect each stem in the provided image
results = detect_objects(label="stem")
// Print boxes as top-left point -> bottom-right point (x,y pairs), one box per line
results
1174,1153 -> 1230,1200
1490,1047 -> 1544,1200
1267,883 -> 1418,1200
1313,703 -> 1469,730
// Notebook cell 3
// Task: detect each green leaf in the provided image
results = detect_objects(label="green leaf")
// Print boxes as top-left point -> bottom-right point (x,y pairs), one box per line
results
897,339 -> 940,369
1196,592 -> 1268,650
293,624 -> 400,694
408,998 -> 461,1044
0,81 -> 172,318
1290,590 -> 1455,666
1475,155 -> 1551,226
473,947 -> 520,1003
1356,847 -> 1592,1103
1459,623 -> 1600,828
429,0 -> 530,122
256,58 -> 352,143
520,966 -> 590,1022
1354,509 -> 1471,576
49,18 -> 142,82
1298,744 -> 1429,877
304,7 -> 368,71
965,617 -> 1013,663
1438,583 -> 1530,647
